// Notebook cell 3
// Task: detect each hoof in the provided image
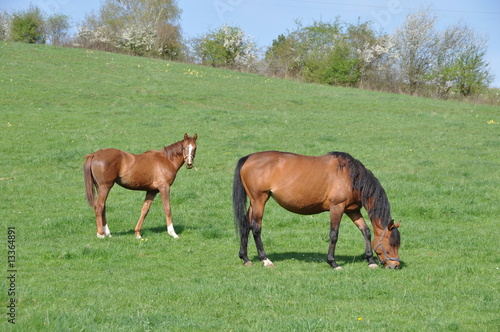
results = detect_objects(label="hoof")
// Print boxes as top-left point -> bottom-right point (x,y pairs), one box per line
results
168,232 -> 179,239
136,235 -> 142,239
167,225 -> 179,238
96,233 -> 106,239
334,266 -> 343,271
368,263 -> 379,269
243,261 -> 253,266
262,259 -> 275,268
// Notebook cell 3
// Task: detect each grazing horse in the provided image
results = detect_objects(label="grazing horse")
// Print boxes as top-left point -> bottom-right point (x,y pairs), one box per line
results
233,151 -> 401,269
84,133 -> 197,239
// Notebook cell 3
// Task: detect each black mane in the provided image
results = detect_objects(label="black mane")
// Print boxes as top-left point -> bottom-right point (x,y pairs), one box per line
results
328,151 -> 392,228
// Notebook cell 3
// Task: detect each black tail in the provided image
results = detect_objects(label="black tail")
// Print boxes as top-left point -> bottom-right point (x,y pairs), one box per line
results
233,155 -> 250,238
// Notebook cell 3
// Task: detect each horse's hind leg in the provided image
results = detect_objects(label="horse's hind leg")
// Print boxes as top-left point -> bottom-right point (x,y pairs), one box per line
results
249,198 -> 274,267
346,210 -> 377,268
134,191 -> 157,239
95,184 -> 113,238
102,205 -> 111,237
238,207 -> 252,266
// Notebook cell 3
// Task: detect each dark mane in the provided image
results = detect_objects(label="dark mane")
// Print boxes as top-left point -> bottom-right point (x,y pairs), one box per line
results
328,151 -> 392,228
163,140 -> 183,160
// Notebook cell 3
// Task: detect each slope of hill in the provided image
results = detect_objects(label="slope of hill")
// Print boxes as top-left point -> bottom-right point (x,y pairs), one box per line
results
1,42 -> 498,331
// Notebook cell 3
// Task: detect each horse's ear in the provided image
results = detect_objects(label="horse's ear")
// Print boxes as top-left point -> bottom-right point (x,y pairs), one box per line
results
390,221 -> 401,230
193,134 -> 198,141
184,133 -> 188,140
388,220 -> 401,230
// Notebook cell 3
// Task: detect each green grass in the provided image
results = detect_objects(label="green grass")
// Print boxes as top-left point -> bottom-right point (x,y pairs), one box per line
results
1,41 -> 499,331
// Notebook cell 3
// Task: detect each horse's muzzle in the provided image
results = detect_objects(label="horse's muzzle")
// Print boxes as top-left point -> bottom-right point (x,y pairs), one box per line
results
385,262 -> 400,269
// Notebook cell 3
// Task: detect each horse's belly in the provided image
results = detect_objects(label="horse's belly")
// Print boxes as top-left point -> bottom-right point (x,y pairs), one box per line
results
271,192 -> 328,215
116,177 -> 157,191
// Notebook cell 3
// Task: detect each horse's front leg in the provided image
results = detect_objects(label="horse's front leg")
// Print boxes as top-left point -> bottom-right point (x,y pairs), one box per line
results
159,186 -> 179,238
346,210 -> 377,268
327,206 -> 343,270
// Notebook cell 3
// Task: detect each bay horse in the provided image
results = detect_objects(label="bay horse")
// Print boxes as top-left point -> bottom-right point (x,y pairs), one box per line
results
233,151 -> 401,269
84,133 -> 197,239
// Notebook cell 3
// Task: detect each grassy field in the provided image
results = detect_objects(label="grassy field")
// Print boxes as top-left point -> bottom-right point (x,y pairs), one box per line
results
1,41 -> 499,331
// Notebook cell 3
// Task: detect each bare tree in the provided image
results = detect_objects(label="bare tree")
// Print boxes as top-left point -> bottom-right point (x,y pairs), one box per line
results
432,21 -> 492,97
392,7 -> 493,97
393,7 -> 437,94
45,14 -> 70,46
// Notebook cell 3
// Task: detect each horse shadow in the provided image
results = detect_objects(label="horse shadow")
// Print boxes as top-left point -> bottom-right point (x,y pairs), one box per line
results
261,252 -> 368,265
112,225 -> 186,237
263,252 -> 406,268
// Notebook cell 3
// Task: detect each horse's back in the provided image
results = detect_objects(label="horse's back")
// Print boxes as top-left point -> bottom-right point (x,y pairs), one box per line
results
90,148 -> 157,166
241,151 -> 339,180
90,148 -> 125,159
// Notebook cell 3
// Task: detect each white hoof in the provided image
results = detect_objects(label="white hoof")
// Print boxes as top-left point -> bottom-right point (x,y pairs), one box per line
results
334,266 -> 343,271
368,263 -> 379,269
103,225 -> 111,237
168,225 -> 179,238
262,259 -> 275,268
96,233 -> 106,238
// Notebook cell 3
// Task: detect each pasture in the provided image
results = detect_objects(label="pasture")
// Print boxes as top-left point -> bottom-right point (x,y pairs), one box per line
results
1,41 -> 499,331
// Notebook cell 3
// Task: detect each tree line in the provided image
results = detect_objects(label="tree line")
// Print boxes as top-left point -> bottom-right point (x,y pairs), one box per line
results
0,0 -> 494,101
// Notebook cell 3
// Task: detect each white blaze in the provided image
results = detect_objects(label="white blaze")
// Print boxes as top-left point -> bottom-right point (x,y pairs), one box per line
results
186,144 -> 194,165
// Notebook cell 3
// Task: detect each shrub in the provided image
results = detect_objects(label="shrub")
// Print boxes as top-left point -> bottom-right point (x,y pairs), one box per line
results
193,25 -> 258,70
265,34 -> 301,78
10,6 -> 45,44
75,25 -> 117,52
118,23 -> 157,56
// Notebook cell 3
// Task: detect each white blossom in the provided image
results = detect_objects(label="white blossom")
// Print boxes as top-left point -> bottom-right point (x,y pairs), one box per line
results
0,11 -> 11,41
118,24 -> 157,54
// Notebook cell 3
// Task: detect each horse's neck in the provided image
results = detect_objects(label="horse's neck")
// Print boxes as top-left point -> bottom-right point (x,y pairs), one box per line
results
363,196 -> 390,231
163,143 -> 184,169
170,153 -> 184,170
370,218 -> 385,235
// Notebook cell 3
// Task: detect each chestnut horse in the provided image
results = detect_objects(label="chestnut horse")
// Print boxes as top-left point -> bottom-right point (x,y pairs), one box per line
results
84,133 -> 197,239
233,151 -> 401,269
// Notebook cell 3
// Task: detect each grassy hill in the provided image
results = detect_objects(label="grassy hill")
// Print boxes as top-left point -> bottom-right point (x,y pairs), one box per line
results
1,42 -> 499,331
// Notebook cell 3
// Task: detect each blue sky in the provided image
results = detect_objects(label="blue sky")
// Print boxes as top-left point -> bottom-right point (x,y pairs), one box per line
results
2,0 -> 499,87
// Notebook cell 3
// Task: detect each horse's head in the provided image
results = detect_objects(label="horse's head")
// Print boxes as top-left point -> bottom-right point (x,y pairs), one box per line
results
373,220 -> 401,269
182,133 -> 197,169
